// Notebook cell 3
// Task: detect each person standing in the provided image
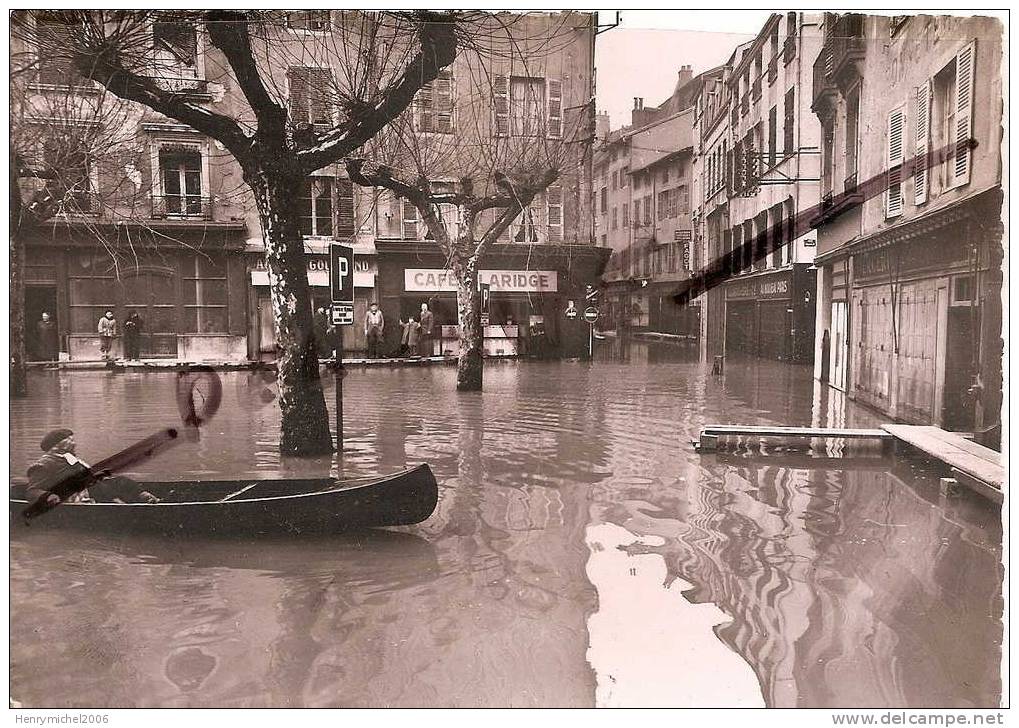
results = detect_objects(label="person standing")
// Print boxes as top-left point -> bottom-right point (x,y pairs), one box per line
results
123,310 -> 143,360
400,316 -> 421,357
97,310 -> 117,360
35,312 -> 59,361
314,307 -> 331,358
365,302 -> 384,359
418,303 -> 434,358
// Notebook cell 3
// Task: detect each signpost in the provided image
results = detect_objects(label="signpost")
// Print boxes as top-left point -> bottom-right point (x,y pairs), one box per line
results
330,244 -> 354,450
565,300 -> 578,320
479,282 -> 491,327
583,306 -> 599,358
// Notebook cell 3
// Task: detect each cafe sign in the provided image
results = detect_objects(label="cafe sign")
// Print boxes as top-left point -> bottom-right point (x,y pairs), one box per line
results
405,269 -> 558,293
725,273 -> 791,301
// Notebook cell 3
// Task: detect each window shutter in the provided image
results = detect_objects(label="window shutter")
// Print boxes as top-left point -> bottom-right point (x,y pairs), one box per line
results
288,68 -> 308,122
493,75 -> 509,136
336,179 -> 355,239
885,108 -> 905,218
950,41 -> 975,188
309,68 -> 333,125
547,79 -> 562,138
436,69 -> 453,133
914,81 -> 931,205
402,200 -> 419,239
316,179 -> 333,237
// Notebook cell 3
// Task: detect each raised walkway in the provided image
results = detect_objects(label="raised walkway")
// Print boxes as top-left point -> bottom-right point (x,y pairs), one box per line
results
27,355 -> 512,372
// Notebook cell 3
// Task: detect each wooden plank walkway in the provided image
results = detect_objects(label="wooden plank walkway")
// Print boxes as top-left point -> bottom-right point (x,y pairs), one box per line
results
696,425 -> 892,452
881,425 -> 1004,503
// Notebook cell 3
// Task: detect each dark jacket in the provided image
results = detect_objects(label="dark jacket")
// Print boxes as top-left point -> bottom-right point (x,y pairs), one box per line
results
419,310 -> 434,336
26,451 -> 94,503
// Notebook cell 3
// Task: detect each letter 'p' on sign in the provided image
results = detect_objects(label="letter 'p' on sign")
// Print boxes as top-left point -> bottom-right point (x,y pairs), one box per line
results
330,244 -> 354,304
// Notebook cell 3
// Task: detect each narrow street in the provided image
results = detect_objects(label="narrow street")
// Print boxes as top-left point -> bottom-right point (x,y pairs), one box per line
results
10,341 -> 1002,708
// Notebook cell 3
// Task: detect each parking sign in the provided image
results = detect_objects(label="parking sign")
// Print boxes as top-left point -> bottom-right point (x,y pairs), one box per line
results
330,244 -> 354,304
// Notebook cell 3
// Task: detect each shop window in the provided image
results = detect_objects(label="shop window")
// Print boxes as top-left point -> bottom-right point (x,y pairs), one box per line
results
158,146 -> 204,217
299,177 -> 334,237
416,69 -> 454,134
288,67 -> 334,126
183,255 -> 228,333
68,253 -> 116,333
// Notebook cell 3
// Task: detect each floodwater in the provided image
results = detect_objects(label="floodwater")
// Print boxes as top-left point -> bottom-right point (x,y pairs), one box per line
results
9,342 -> 1003,708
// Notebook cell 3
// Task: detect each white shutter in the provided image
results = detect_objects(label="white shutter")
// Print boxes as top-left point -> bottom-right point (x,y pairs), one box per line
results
547,79 -> 562,139
547,185 -> 563,242
402,200 -> 419,239
493,74 -> 509,137
950,41 -> 975,188
885,107 -> 905,218
914,81 -> 931,205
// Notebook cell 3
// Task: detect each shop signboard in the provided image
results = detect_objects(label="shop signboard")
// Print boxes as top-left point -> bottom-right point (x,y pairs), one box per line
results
405,268 -> 558,293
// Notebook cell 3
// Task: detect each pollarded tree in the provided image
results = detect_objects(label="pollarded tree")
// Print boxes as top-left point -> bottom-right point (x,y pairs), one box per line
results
346,12 -> 593,390
15,10 -> 458,454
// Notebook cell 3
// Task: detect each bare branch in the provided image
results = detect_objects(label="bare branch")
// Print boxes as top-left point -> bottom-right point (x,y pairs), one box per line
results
296,11 -> 458,172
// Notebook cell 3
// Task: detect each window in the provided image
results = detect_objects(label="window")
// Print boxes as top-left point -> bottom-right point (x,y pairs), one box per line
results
514,205 -> 539,243
153,17 -> 198,79
913,81 -> 930,204
885,106 -> 906,218
643,195 -> 652,225
662,167 -> 669,184
34,12 -> 81,86
402,200 -> 419,239
612,206 -> 618,230
158,147 -> 203,217
416,69 -> 454,133
784,88 -> 795,155
657,191 -> 667,221
821,116 -> 836,200
183,255 -> 228,333
287,11 -> 331,32
634,173 -> 642,190
611,170 -> 617,190
768,105 -> 777,167
622,203 -> 629,227
546,186 -> 563,242
509,76 -> 545,137
424,199 -> 459,242
621,166 -> 629,187
600,187 -> 607,213
39,135 -> 94,213
846,86 -> 861,184
547,79 -> 562,138
934,42 -> 975,190
633,198 -> 641,226
299,177 -> 334,237
288,67 -> 333,126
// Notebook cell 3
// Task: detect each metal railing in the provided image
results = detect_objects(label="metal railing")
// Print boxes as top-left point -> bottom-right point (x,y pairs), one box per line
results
151,195 -> 213,220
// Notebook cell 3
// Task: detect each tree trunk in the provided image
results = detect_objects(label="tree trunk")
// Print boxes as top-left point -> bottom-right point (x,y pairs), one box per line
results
9,232 -> 27,398
250,170 -> 334,455
10,161 -> 27,397
454,262 -> 483,391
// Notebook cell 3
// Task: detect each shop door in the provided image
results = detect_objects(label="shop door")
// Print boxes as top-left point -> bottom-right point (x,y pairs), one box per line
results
829,301 -> 849,391
851,286 -> 893,412
943,306 -> 979,431
257,293 -> 276,355
895,280 -> 944,424
121,271 -> 178,357
25,285 -> 58,360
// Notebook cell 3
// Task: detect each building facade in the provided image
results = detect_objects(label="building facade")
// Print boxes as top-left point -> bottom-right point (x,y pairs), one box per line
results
810,13 -> 1004,438
699,13 -> 824,364
16,11 -> 602,362
596,66 -> 699,334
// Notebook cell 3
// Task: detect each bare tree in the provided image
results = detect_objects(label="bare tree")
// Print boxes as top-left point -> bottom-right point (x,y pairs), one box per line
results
10,45 -> 141,396
15,10 -> 457,454
346,13 -> 591,390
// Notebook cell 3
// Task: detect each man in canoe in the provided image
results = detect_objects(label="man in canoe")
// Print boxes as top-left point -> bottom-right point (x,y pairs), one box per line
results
26,428 -> 160,507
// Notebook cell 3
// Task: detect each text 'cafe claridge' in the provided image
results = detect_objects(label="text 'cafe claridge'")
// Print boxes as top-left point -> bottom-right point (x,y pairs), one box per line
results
405,269 -> 559,294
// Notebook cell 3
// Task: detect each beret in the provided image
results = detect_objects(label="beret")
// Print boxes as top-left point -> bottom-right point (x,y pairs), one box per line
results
40,428 -> 73,452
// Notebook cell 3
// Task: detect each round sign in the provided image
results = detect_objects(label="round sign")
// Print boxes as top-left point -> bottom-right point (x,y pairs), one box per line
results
583,307 -> 599,323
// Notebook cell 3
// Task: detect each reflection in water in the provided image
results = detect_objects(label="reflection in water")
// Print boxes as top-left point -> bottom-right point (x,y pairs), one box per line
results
9,346 -> 1003,707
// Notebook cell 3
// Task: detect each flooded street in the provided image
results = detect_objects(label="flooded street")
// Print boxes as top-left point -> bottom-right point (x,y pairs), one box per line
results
9,342 -> 1003,708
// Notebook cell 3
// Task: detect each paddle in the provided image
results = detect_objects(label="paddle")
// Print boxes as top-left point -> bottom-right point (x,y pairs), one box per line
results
21,366 -> 223,522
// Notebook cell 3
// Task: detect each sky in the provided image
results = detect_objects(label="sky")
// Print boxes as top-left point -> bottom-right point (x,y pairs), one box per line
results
595,10 -> 777,130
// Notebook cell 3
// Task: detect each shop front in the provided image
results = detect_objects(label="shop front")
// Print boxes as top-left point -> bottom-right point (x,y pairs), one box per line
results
723,265 -> 815,363
376,242 -> 610,359
246,246 -> 377,359
25,223 -> 249,362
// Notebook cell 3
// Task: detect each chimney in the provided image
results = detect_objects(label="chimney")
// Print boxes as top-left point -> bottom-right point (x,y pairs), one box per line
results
595,112 -> 610,141
678,65 -> 693,90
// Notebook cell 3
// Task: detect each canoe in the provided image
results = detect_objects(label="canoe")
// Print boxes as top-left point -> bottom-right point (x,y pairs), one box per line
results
9,464 -> 438,536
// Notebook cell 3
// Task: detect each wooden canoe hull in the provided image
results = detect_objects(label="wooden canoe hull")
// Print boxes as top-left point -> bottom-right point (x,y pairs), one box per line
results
10,464 -> 439,536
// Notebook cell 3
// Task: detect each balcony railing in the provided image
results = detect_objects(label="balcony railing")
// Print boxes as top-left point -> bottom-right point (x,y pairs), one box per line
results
813,13 -> 866,108
151,195 -> 213,220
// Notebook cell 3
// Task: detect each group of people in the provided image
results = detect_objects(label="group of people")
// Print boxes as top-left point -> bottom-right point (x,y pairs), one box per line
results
364,302 -> 435,359
97,310 -> 144,360
30,310 -> 143,362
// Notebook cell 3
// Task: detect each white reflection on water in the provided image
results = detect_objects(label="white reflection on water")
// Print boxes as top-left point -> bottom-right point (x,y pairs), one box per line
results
585,521 -> 765,708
